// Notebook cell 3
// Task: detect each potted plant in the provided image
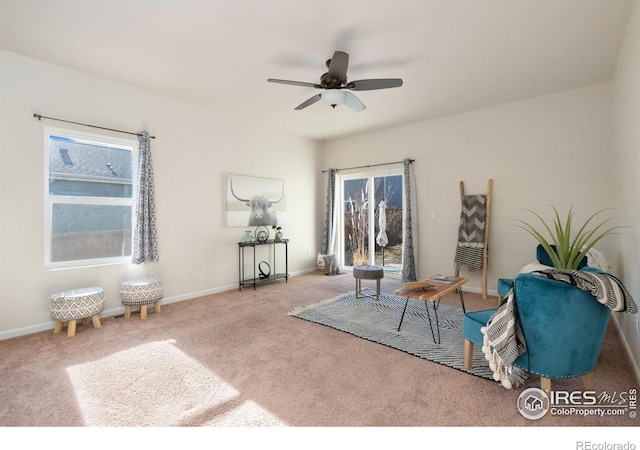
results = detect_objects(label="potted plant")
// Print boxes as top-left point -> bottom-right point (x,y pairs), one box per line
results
512,206 -> 625,270
272,225 -> 283,242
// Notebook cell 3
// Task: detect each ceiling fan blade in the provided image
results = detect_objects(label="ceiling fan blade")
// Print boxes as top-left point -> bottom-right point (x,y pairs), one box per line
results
346,78 -> 403,91
343,92 -> 366,112
326,51 -> 349,83
268,78 -> 321,88
294,94 -> 322,110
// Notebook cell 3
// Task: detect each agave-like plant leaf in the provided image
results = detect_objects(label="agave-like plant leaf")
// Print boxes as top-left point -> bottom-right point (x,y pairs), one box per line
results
512,206 -> 625,270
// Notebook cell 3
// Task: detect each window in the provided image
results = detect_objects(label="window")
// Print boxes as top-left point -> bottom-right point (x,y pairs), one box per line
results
45,128 -> 137,269
340,170 -> 404,275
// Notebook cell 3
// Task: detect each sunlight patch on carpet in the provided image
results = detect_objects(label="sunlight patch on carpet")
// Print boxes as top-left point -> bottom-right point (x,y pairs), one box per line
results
66,340 -> 284,426
202,400 -> 285,426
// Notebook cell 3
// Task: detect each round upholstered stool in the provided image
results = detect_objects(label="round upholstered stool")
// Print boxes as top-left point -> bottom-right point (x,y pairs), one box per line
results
353,265 -> 384,300
120,278 -> 163,320
50,287 -> 105,337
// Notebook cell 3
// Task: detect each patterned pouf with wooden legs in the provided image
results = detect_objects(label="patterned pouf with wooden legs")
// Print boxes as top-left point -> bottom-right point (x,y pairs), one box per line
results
120,278 -> 163,320
50,287 -> 105,337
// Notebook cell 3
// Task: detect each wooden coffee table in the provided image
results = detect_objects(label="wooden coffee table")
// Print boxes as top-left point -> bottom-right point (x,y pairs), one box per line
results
393,276 -> 468,344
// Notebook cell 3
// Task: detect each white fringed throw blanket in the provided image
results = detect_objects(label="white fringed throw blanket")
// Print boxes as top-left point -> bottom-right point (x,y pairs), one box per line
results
481,269 -> 637,389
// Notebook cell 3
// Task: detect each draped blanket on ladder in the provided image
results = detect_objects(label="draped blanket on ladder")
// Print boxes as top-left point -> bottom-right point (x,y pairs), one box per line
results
454,194 -> 486,271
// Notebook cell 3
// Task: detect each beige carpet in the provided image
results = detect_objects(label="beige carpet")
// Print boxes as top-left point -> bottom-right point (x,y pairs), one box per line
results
66,340 -> 285,426
0,271 -> 638,445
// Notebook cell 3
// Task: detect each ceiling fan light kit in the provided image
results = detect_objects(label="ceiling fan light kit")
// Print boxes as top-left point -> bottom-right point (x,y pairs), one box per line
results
268,50 -> 403,112
322,90 -> 346,108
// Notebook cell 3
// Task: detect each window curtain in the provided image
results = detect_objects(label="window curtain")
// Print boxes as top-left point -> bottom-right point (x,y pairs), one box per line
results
321,169 -> 338,255
402,158 -> 418,282
132,131 -> 159,264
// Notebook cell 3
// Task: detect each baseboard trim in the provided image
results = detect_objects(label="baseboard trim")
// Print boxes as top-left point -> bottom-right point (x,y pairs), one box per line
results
0,268 -> 317,341
611,313 -> 640,387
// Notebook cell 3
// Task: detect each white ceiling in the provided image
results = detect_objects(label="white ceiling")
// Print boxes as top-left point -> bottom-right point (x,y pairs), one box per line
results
0,0 -> 634,141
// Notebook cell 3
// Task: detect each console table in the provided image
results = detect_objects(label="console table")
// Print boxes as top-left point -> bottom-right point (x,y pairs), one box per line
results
238,239 -> 289,290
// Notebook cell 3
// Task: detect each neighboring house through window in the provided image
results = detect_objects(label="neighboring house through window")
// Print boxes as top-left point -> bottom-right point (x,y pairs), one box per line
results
45,128 -> 137,269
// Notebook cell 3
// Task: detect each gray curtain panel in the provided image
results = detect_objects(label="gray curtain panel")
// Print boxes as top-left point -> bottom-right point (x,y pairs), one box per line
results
321,169 -> 337,256
402,158 -> 418,282
132,131 -> 159,264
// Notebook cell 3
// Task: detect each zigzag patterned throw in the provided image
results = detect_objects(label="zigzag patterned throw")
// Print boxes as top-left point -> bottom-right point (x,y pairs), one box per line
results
454,195 -> 486,270
533,269 -> 637,314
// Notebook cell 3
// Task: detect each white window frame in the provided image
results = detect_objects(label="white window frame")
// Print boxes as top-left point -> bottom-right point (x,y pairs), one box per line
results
44,126 -> 138,270
338,167 -> 404,275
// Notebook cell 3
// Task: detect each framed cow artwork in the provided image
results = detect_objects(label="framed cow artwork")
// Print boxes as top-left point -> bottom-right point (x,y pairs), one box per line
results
226,174 -> 287,227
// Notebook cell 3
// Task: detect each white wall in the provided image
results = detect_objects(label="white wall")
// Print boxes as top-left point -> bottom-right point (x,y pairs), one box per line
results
612,0 -> 640,378
323,83 -> 616,295
0,49 -> 323,338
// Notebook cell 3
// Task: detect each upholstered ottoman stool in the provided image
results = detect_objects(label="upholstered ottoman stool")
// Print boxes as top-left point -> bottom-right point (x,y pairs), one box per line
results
120,278 -> 163,320
353,265 -> 384,300
50,287 -> 105,337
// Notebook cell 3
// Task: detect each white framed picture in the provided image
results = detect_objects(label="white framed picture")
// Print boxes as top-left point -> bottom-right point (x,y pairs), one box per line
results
226,174 -> 287,227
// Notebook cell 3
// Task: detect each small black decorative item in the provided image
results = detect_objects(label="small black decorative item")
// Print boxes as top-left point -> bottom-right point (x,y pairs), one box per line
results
255,225 -> 270,242
258,261 -> 271,278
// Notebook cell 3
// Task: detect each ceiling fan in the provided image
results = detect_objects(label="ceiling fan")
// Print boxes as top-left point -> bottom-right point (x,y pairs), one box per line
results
267,50 -> 403,112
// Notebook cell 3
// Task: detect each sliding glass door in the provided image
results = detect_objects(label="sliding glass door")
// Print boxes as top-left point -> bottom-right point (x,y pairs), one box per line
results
340,170 -> 403,274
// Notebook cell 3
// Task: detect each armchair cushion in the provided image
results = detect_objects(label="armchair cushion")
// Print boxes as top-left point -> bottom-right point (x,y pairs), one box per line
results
462,309 -> 496,347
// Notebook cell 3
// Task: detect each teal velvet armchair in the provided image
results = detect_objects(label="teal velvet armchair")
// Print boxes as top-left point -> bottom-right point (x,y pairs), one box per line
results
463,247 -> 611,394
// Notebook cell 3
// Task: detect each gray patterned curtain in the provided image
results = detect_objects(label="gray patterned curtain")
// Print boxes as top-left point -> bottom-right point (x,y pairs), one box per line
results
321,169 -> 338,255
402,158 -> 418,282
132,131 -> 159,264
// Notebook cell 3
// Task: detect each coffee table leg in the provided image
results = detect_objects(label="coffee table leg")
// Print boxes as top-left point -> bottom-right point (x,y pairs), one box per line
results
458,288 -> 466,313
423,301 -> 438,344
397,297 -> 410,332
432,300 -> 441,344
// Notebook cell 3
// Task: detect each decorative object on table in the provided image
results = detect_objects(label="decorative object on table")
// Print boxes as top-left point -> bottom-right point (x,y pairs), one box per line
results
272,225 -> 283,242
289,290 -> 493,381
430,274 -> 459,283
226,174 -> 286,227
402,279 -> 432,290
254,225 -> 270,242
321,253 -> 342,275
454,179 -> 492,299
241,230 -> 255,243
258,261 -> 271,279
512,205 -> 626,270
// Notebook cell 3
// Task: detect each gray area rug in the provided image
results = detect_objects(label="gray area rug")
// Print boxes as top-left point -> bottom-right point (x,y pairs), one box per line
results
289,289 -> 496,381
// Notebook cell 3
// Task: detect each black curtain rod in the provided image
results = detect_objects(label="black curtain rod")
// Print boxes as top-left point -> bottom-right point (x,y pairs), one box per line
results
322,159 -> 414,173
33,113 -> 156,139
